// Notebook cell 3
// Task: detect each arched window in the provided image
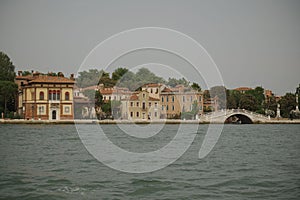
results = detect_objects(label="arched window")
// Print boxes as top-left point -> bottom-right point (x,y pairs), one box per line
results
39,91 -> 44,100
57,90 -> 60,100
65,92 -> 70,100
48,90 -> 52,100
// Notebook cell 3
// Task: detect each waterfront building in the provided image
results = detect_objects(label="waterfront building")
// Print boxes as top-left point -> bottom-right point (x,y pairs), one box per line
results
160,85 -> 203,119
234,87 -> 253,94
121,90 -> 160,120
203,96 -> 219,112
120,83 -> 203,120
15,71 -> 75,120
141,83 -> 164,99
99,84 -> 132,102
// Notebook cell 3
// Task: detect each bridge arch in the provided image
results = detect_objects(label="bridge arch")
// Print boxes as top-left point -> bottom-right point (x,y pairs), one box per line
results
225,113 -> 253,124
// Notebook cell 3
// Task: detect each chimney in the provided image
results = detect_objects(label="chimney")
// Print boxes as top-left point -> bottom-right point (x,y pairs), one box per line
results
18,71 -> 22,76
33,72 -> 40,77
70,73 -> 75,80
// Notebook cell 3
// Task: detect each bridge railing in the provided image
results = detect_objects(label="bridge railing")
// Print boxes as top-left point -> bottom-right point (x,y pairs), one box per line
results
202,109 -> 269,120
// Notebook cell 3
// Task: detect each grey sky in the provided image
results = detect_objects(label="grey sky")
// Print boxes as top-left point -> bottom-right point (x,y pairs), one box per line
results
0,0 -> 299,95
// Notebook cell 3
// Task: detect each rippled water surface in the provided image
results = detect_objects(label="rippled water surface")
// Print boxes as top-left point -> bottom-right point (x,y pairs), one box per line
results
0,124 -> 299,199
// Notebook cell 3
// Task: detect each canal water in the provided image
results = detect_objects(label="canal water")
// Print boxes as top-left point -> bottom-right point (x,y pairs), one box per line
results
0,124 -> 299,199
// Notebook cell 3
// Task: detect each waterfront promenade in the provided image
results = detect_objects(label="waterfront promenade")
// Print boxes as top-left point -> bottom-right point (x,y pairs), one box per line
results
1,118 -> 300,124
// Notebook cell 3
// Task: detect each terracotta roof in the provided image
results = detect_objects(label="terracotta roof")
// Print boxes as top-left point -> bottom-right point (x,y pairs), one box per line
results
100,87 -> 132,95
234,87 -> 252,91
100,88 -> 114,95
127,94 -> 159,101
148,97 -> 160,101
129,94 -> 138,100
15,75 -> 34,80
82,85 -> 98,91
161,87 -> 172,92
142,83 -> 163,88
27,76 -> 75,84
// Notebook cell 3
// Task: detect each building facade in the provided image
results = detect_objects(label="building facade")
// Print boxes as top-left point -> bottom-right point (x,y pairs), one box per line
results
121,90 -> 160,120
120,83 -> 203,120
15,71 -> 75,120
160,85 -> 203,119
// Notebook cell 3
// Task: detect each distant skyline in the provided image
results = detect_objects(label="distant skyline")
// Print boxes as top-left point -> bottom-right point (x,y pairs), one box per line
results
1,0 -> 300,95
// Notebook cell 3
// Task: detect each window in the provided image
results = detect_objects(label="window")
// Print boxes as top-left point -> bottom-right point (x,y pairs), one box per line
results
190,96 -> 193,101
48,90 -> 52,100
65,106 -> 70,113
155,102 -> 158,108
166,105 -> 169,111
150,89 -> 153,93
49,90 -> 59,100
130,112 -> 133,117
142,102 -> 146,109
199,96 -> 202,102
149,102 -> 152,107
65,92 -> 70,100
143,93 -> 145,98
162,105 -> 164,110
183,96 -> 185,102
172,105 -> 175,111
38,105 -> 44,114
136,102 -> 139,107
172,96 -> 174,102
162,97 -> 164,102
130,102 -> 133,107
167,96 -> 169,102
154,112 -> 157,117
57,90 -> 60,100
136,112 -> 139,117
39,91 -> 44,100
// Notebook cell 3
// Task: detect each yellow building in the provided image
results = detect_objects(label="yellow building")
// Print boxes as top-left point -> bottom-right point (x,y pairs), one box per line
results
121,90 -> 160,120
15,71 -> 75,120
160,85 -> 203,119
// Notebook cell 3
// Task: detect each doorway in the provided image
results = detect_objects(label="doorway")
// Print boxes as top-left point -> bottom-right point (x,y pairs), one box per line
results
52,110 -> 57,120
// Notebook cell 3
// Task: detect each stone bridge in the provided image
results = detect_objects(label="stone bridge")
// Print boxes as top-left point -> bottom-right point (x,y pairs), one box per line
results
201,109 -> 270,124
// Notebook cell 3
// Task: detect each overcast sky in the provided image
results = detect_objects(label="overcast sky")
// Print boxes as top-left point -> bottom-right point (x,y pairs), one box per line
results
0,0 -> 299,95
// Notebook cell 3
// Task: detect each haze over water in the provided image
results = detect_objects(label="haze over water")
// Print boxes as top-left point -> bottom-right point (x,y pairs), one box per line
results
0,124 -> 299,199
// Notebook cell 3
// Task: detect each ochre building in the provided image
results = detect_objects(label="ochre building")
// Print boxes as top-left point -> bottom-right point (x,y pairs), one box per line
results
15,71 -> 75,120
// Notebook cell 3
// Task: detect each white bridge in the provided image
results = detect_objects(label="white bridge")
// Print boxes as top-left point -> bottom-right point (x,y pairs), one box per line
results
200,109 -> 270,124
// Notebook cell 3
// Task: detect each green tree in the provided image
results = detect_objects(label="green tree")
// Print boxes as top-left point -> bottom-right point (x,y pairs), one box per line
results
226,90 -> 242,109
245,86 -> 265,112
263,95 -> 277,115
0,81 -> 18,115
76,69 -> 112,88
22,71 -> 32,76
191,82 -> 201,92
239,94 -> 258,111
112,67 -> 129,81
167,77 -> 189,87
279,93 -> 296,118
0,52 -> 15,82
0,52 -> 18,116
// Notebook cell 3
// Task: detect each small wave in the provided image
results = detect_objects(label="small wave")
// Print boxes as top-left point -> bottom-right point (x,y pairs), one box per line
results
57,186 -> 86,195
